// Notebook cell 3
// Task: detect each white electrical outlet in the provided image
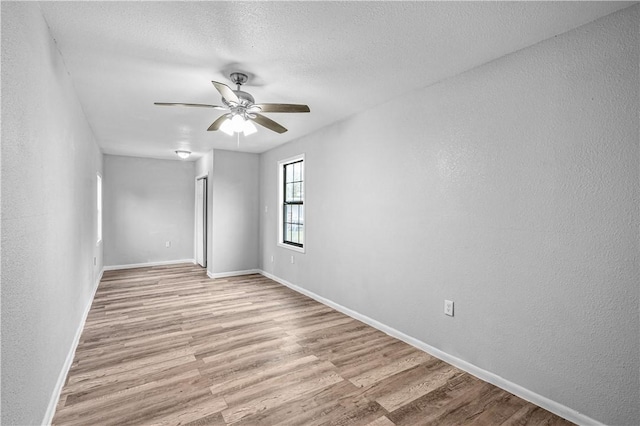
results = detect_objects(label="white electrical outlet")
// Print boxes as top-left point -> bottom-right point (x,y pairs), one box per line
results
290,255 -> 294,264
265,205 -> 268,213
165,241 -> 171,248
270,255 -> 274,263
444,300 -> 454,317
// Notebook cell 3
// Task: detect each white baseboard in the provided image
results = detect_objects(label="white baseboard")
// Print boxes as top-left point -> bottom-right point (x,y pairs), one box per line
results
103,259 -> 195,271
207,269 -> 260,279
42,268 -> 104,426
258,270 -> 603,426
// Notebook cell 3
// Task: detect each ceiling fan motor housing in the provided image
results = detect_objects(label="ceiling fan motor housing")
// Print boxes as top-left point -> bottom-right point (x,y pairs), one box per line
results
223,90 -> 255,107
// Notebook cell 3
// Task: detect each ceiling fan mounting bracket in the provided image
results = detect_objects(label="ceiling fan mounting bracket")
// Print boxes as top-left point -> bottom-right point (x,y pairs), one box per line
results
229,72 -> 249,86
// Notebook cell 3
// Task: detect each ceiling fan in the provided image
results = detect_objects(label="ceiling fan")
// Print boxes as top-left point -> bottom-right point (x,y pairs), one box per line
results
154,72 -> 310,135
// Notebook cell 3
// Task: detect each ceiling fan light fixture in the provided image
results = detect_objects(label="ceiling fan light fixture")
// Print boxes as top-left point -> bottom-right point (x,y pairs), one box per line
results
219,118 -> 234,136
231,114 -> 245,132
175,150 -> 191,159
243,119 -> 257,136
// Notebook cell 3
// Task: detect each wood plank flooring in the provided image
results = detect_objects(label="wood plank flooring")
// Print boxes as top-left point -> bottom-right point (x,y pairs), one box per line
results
53,264 -> 573,425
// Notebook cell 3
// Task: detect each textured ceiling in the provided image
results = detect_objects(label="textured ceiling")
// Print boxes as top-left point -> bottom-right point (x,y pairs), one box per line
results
39,1 -> 633,160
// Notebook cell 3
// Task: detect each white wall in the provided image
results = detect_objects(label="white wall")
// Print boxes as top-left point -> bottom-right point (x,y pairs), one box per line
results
259,6 -> 638,425
1,3 -> 104,424
211,149 -> 260,275
104,155 -> 195,267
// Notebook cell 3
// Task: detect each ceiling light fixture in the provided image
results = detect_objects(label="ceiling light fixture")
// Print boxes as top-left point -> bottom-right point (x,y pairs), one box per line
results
175,150 -> 191,159
219,118 -> 234,136
242,119 -> 257,136
231,114 -> 245,132
219,113 -> 258,136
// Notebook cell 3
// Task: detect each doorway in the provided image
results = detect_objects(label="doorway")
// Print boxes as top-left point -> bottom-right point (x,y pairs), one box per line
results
195,175 -> 207,268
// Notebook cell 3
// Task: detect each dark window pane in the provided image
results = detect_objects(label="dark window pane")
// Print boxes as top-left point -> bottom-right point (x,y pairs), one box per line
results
293,162 -> 301,182
286,183 -> 293,201
285,223 -> 292,243
291,225 -> 299,244
293,183 -> 302,201
285,164 -> 294,183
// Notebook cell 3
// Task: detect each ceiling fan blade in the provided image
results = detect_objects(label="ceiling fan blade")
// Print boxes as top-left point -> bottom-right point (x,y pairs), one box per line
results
207,114 -> 230,131
251,114 -> 288,134
154,102 -> 227,110
252,103 -> 310,113
212,81 -> 239,104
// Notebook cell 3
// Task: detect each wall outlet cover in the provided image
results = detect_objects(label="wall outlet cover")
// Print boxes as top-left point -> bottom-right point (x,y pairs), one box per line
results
444,300 -> 454,316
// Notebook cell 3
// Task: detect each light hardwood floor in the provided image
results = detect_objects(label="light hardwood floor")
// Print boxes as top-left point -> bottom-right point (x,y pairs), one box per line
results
53,264 -> 573,425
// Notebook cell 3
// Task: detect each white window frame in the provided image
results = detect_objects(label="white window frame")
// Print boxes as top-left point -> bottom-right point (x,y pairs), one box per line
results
278,154 -> 305,253
97,173 -> 102,245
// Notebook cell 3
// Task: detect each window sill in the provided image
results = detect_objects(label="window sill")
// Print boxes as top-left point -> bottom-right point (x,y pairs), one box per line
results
278,242 -> 305,254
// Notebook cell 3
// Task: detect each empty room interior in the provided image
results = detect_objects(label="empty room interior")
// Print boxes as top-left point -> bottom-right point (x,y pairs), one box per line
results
2,2 -> 638,426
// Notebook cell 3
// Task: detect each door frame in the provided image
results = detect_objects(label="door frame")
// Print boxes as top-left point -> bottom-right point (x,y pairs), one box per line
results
195,173 -> 208,268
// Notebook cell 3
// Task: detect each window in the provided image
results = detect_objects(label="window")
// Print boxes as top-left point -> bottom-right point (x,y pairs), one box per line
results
97,173 -> 102,244
278,155 -> 304,251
